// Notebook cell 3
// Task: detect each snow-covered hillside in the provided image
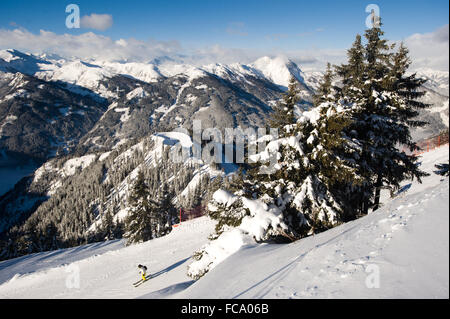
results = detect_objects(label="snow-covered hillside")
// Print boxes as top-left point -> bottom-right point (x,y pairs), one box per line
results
0,146 -> 447,298
0,217 -> 216,299
252,56 -> 306,88
178,147 -> 449,299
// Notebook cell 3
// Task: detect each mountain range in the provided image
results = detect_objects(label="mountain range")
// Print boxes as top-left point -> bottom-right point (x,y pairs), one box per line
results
0,48 -> 448,250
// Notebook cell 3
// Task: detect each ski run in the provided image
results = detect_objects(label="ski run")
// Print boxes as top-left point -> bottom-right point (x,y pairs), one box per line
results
0,146 -> 448,299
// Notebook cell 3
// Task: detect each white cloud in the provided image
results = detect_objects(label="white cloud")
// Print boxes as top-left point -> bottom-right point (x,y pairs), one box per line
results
115,39 -> 128,47
0,27 -> 348,71
80,14 -> 113,31
287,49 -> 346,71
0,28 -> 181,62
186,44 -> 258,65
178,44 -> 346,71
403,24 -> 449,71
0,25 -> 447,72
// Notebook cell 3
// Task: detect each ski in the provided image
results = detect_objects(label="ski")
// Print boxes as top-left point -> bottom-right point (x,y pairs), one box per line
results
133,275 -> 151,287
132,279 -> 144,286
133,280 -> 148,287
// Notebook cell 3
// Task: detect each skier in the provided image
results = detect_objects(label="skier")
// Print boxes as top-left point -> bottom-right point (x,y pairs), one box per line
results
138,264 -> 148,281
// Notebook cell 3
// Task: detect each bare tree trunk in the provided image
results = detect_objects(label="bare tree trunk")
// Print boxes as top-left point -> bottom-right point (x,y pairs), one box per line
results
373,174 -> 383,211
362,199 -> 369,215
279,229 -> 296,242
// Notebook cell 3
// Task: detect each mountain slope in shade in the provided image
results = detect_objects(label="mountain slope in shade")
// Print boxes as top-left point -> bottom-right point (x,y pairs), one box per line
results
1,49 -> 313,156
0,49 -> 53,75
0,71 -> 108,161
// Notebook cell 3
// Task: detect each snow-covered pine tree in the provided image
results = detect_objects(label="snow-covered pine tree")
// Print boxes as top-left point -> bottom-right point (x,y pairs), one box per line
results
191,179 -> 203,209
214,70 -> 362,238
334,33 -> 373,216
335,34 -> 365,99
41,221 -> 61,251
187,72 -> 362,279
337,23 -> 429,212
269,76 -> 300,133
124,171 -> 155,245
277,70 -> 362,235
313,63 -> 334,106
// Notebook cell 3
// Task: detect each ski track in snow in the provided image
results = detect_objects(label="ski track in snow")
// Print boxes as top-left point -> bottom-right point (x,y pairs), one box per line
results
178,178 -> 448,299
0,146 -> 448,298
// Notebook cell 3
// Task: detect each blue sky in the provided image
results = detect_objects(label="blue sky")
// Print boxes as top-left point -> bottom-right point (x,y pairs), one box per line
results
0,0 -> 448,70
1,0 -> 448,49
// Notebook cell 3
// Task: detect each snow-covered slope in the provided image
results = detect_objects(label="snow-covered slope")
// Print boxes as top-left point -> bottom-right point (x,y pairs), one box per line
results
0,217 -> 215,299
251,56 -> 306,88
415,68 -> 449,96
97,61 -> 162,83
36,60 -> 114,97
178,147 -> 449,299
409,70 -> 449,141
0,146 -> 447,298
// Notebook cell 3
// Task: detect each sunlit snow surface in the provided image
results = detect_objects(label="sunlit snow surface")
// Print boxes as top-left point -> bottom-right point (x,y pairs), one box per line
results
0,146 -> 448,299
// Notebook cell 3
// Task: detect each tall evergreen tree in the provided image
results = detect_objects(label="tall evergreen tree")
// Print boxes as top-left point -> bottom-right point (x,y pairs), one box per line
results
334,33 -> 371,216
313,63 -> 334,105
269,76 -> 300,131
124,171 -> 155,245
158,182 -> 177,230
189,21 -> 431,280
335,34 -> 365,101
337,23 -> 429,212
41,221 -> 61,251
100,209 -> 116,240
206,73 -> 362,240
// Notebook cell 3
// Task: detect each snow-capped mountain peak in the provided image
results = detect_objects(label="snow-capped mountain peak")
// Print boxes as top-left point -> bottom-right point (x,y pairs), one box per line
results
35,59 -> 112,93
251,55 -> 305,87
0,49 -> 52,74
1,49 -> 313,95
